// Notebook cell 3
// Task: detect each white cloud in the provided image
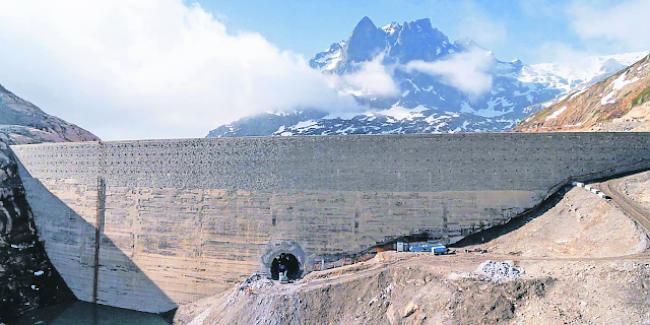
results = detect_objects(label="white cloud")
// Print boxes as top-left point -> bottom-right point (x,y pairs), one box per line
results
569,0 -> 650,51
518,0 -> 563,18
404,48 -> 494,97
456,11 -> 507,49
335,55 -> 399,98
0,0 -> 359,140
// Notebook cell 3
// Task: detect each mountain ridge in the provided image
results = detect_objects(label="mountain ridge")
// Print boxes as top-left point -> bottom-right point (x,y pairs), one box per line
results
208,17 -> 645,138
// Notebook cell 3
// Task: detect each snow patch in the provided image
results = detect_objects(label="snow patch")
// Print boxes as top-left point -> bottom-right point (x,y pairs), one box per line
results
598,71 -> 640,106
601,91 -> 617,105
610,71 -> 639,91
376,105 -> 427,121
293,120 -> 318,129
546,106 -> 567,120
476,97 -> 514,118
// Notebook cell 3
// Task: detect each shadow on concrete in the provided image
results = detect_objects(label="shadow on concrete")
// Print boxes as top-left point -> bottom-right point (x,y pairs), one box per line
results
0,180 -> 76,322
13,159 -> 178,319
451,167 -> 650,248
450,186 -> 568,248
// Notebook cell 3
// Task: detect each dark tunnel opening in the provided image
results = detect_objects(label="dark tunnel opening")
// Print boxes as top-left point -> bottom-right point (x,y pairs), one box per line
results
270,253 -> 301,281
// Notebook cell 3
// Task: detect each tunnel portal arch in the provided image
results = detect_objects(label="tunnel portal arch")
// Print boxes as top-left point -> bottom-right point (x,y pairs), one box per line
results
261,241 -> 306,280
270,253 -> 302,280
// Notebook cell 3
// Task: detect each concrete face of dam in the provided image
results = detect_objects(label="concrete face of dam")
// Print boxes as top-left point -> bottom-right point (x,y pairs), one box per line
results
9,133 -> 650,312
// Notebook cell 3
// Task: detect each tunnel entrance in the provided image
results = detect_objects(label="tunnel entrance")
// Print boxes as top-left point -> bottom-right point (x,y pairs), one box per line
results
270,253 -> 301,281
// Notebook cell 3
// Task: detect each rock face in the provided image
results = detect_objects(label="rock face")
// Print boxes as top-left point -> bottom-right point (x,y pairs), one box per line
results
0,84 -> 98,144
516,53 -> 650,132
208,17 -> 644,138
0,83 -> 97,322
0,138 -> 75,321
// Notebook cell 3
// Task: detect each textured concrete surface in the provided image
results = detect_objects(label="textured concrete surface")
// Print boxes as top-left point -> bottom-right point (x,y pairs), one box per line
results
10,133 -> 650,313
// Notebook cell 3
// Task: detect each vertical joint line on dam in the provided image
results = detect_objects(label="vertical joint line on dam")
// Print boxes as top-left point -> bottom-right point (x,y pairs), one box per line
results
93,176 -> 106,304
442,203 -> 449,244
92,141 -> 107,304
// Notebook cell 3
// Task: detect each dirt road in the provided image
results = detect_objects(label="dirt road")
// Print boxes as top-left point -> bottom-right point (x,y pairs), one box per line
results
601,179 -> 650,233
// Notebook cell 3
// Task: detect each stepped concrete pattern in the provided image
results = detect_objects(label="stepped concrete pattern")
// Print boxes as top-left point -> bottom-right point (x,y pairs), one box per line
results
9,133 -> 650,313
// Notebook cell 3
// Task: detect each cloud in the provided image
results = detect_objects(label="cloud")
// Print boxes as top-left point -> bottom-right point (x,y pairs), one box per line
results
455,2 -> 507,48
0,0 -> 359,140
458,14 -> 508,47
335,55 -> 399,98
532,43 -> 596,65
518,0 -> 564,18
569,0 -> 650,51
404,48 -> 494,97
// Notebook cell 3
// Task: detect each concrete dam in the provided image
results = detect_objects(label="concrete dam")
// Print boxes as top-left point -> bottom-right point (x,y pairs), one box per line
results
9,132 -> 650,313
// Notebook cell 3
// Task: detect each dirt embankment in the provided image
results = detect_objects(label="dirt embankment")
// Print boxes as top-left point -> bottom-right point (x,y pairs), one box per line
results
473,187 -> 649,258
175,173 -> 650,325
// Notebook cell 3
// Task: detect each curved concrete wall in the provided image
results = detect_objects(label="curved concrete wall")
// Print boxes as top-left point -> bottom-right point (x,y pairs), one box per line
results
10,133 -> 650,312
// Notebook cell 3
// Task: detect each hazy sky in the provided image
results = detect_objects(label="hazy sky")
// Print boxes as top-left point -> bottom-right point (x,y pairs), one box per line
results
0,0 -> 647,140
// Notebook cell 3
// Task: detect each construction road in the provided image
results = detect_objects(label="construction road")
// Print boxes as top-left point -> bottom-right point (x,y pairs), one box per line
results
601,178 -> 650,234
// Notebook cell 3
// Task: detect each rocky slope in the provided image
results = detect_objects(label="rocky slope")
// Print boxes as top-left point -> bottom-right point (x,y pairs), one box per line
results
208,17 -> 644,137
0,84 -> 98,322
0,84 -> 98,143
516,53 -> 650,132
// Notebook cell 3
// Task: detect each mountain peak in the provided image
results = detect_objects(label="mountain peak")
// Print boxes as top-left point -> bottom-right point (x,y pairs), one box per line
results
405,18 -> 433,31
356,16 -> 376,29
346,16 -> 386,63
382,22 -> 400,35
386,18 -> 453,63
314,17 -> 461,71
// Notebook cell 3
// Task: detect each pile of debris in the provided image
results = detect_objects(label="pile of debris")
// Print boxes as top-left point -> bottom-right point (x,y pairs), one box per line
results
237,273 -> 275,294
475,260 -> 524,283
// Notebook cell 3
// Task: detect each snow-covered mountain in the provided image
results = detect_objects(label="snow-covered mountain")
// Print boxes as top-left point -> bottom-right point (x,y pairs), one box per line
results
208,17 -> 644,137
520,52 -> 647,93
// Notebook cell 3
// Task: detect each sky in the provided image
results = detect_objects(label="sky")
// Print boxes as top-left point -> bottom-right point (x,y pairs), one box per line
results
0,0 -> 648,140
198,0 -> 646,63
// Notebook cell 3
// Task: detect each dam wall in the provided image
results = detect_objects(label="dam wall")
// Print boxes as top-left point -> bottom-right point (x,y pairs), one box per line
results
10,133 -> 650,312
